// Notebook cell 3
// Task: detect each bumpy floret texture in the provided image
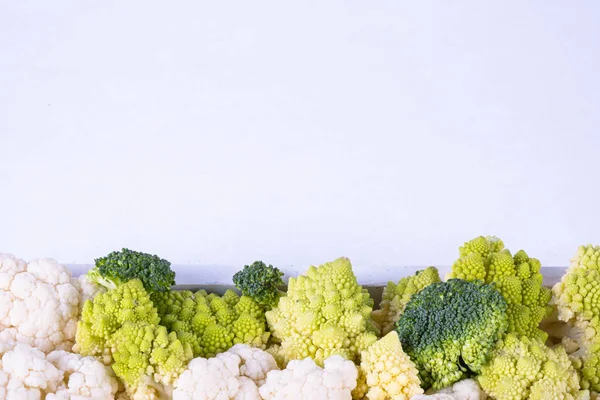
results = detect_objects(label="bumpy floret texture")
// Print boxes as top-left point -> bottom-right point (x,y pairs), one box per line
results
151,289 -> 270,358
478,333 -> 588,400
265,257 -> 379,366
449,236 -> 551,340
109,321 -> 193,399
0,253 -> 80,353
173,344 -> 279,400
396,279 -> 508,390
352,331 -> 422,400
411,379 -> 487,400
233,261 -> 285,309
551,244 -> 600,392
259,355 -> 357,399
371,267 -> 440,336
0,343 -> 118,400
89,248 -> 175,293
74,279 -> 161,364
71,274 -> 105,316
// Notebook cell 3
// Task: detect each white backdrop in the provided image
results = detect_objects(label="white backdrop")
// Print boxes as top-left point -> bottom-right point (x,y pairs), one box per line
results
1,1 -> 599,283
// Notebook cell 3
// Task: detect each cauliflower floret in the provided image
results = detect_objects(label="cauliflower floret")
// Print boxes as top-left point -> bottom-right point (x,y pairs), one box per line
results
173,344 -> 279,400
0,254 -> 80,353
259,355 -> 357,399
71,274 -> 105,315
352,331 -> 422,399
412,379 -> 487,400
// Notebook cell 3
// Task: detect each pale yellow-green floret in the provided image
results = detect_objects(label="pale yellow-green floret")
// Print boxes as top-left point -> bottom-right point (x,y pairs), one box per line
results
265,257 -> 379,366
352,331 -> 423,400
478,333 -> 588,400
371,267 -> 441,336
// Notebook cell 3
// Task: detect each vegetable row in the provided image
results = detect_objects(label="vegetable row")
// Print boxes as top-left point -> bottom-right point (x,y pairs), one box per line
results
0,236 -> 599,400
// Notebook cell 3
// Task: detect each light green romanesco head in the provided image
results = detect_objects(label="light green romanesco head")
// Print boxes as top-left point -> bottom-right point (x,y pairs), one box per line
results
352,331 -> 423,400
478,333 -> 588,400
449,236 -> 551,341
371,267 -> 441,336
151,289 -> 270,358
265,257 -> 379,366
74,279 -> 160,364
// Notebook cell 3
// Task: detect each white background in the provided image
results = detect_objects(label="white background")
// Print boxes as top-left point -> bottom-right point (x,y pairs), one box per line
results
1,1 -> 599,283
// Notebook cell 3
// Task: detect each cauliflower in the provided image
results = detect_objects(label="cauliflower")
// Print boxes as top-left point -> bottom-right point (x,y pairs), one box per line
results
265,257 -> 379,366
352,331 -> 422,400
72,274 -> 105,314
259,355 -> 358,399
478,333 -> 588,400
173,344 -> 279,400
151,289 -> 270,358
448,236 -> 552,341
0,343 -> 117,399
371,267 -> 440,336
411,379 -> 487,400
0,253 -> 80,353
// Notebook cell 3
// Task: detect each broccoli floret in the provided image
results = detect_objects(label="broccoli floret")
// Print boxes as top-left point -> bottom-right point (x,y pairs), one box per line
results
87,248 -> 175,292
372,266 -> 441,336
478,333 -> 587,400
233,261 -> 285,309
396,279 -> 508,390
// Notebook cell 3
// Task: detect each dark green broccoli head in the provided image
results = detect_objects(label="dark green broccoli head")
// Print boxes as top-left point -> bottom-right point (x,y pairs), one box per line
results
232,261 -> 284,309
88,248 -> 175,292
396,278 -> 508,390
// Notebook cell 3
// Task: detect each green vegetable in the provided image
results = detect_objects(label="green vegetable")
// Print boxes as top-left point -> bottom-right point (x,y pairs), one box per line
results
151,289 -> 270,358
449,236 -> 552,341
478,333 -> 587,399
396,278 -> 508,390
233,261 -> 285,309
87,248 -> 175,292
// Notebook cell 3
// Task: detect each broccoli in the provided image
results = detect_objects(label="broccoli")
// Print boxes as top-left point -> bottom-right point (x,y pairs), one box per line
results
396,279 -> 508,390
87,248 -> 175,292
233,261 -> 285,309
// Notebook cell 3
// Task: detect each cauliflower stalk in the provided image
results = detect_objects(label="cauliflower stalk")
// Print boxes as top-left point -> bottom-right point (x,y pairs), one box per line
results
411,379 -> 487,400
0,253 -> 80,353
173,344 -> 279,400
371,267 -> 440,336
478,333 -> 589,400
266,257 -> 379,366
151,289 -> 270,358
0,342 -> 118,399
352,331 -> 422,400
449,236 -> 552,341
259,355 -> 357,399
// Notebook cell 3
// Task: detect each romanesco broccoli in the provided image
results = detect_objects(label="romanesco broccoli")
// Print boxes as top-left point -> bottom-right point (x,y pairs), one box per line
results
87,248 -> 175,292
478,333 -> 588,400
352,331 -> 423,400
265,257 -> 379,366
151,289 -> 270,358
233,261 -> 285,309
449,236 -> 552,340
396,279 -> 508,390
371,267 -> 441,336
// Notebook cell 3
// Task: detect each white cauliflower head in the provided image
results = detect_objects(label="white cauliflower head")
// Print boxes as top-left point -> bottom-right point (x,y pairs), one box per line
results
259,355 -> 358,400
173,344 -> 279,400
0,254 -> 80,353
412,379 -> 487,400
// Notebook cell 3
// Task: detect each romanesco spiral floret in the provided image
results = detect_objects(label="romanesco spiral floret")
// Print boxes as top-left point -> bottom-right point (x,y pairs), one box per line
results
372,267 -> 441,336
74,279 -> 160,364
352,331 -> 423,400
151,289 -> 269,358
478,333 -> 588,400
265,257 -> 379,366
396,279 -> 508,390
449,236 -> 551,340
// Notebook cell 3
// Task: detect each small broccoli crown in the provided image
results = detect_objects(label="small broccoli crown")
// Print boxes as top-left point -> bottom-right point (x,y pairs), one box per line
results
372,266 -> 441,336
265,257 -> 378,367
396,279 -> 508,390
92,248 -> 175,292
478,333 -> 585,400
233,261 -> 285,309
